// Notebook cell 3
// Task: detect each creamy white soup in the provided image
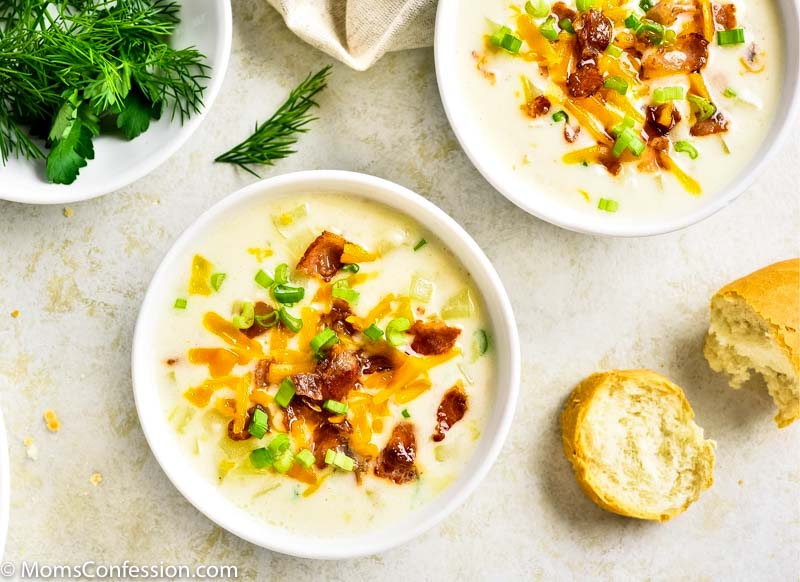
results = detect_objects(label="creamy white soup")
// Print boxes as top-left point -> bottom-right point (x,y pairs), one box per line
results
455,0 -> 783,219
158,194 -> 494,536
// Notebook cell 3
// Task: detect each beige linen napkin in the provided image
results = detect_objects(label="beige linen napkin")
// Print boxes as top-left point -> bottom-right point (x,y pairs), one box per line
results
266,0 -> 437,71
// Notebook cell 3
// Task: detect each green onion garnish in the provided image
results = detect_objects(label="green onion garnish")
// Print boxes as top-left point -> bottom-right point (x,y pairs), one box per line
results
295,449 -> 315,469
174,298 -> 187,309
254,269 -> 273,289
559,18 -> 575,33
637,19 -> 666,43
473,329 -> 490,360
597,198 -> 620,212
606,44 -> 623,57
624,14 -> 642,32
674,140 -> 699,160
525,0 -> 550,18
603,76 -> 628,95
610,115 -> 635,137
364,324 -> 384,342
210,273 -> 226,292
273,448 -> 294,474
324,449 -> 336,465
385,317 -> 411,346
717,28 -> 744,45
539,16 -> 559,41
272,284 -> 305,304
255,311 -> 279,329
723,87 -> 738,98
413,238 -> 428,251
278,307 -> 303,333
274,263 -> 289,285
653,86 -> 684,103
325,449 -> 355,471
267,433 -> 291,457
331,279 -> 359,304
232,302 -> 255,329
639,0 -> 653,10
310,328 -> 339,355
552,110 -> 568,123
401,408 -> 411,419
611,127 -> 645,157
687,94 -> 716,121
499,33 -> 523,53
250,448 -> 272,469
576,0 -> 596,10
274,378 -> 296,408
341,263 -> 360,273
248,408 -> 269,439
323,399 -> 349,415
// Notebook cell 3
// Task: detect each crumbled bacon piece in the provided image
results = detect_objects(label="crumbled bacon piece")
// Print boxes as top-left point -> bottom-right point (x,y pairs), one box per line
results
574,9 -> 612,55
642,33 -> 708,78
312,420 -> 352,468
375,423 -> 418,484
321,299 -> 356,336
522,95 -> 551,119
357,352 -> 394,375
563,124 -> 581,143
648,136 -> 670,152
596,145 -> 623,175
433,385 -> 469,442
228,404 -> 267,441
254,358 -> 270,388
552,1 -> 576,22
291,373 -> 324,401
409,320 -> 461,356
567,63 -> 604,98
646,103 -> 682,135
690,111 -> 729,136
646,1 -> 680,25
712,3 -> 736,30
296,231 -> 346,282
243,302 -> 275,339
317,345 -> 361,400
285,399 -> 325,433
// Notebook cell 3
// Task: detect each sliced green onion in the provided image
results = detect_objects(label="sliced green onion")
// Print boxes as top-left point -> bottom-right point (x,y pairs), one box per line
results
331,279 -> 359,304
364,324 -> 384,342
603,76 -> 628,95
489,25 -> 512,48
687,94 -> 716,121
413,238 -> 428,251
638,19 -> 665,43
717,28 -> 744,45
525,0 -> 549,18
639,0 -> 653,10
267,433 -> 291,457
325,450 -> 355,471
610,115 -> 635,137
723,87 -> 738,98
552,110 -> 568,123
472,329 -> 490,360
254,269 -> 273,289
386,317 -> 411,346
249,448 -> 272,469
324,449 -> 336,466
559,18 -> 575,34
274,263 -> 289,285
674,140 -> 699,160
272,284 -> 305,304
577,0 -> 596,9
174,298 -> 187,309
401,408 -> 411,419
612,127 -> 645,157
232,301 -> 255,329
278,307 -> 303,333
248,408 -> 269,439
539,16 -> 559,41
653,86 -> 684,103
499,33 -> 523,53
606,44 -> 623,57
624,14 -> 642,32
441,288 -> 476,320
274,378 -> 296,408
341,263 -> 360,273
255,311 -> 279,329
323,399 -> 349,415
598,198 -> 620,212
273,448 -> 294,474
310,328 -> 339,354
210,273 -> 226,292
409,274 -> 434,303
295,449 -> 315,469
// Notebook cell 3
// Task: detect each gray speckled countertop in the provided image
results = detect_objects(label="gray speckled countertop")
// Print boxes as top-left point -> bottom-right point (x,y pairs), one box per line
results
0,2 -> 798,580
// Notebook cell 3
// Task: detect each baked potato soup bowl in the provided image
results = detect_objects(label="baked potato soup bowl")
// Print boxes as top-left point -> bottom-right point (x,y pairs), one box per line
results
131,171 -> 520,558
435,0 -> 800,235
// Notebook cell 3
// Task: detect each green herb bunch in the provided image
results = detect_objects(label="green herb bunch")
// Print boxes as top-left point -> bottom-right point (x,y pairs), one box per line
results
0,0 -> 209,184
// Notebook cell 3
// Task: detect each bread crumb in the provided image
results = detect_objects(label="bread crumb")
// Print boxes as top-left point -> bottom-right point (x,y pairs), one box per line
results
63,207 -> 73,218
90,472 -> 103,486
23,436 -> 38,460
43,409 -> 61,432
10,310 -> 19,318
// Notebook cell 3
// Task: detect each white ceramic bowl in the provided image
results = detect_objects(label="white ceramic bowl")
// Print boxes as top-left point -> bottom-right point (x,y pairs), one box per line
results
435,0 -> 800,236
0,1 -> 232,205
132,170 -> 520,559
0,408 -> 9,559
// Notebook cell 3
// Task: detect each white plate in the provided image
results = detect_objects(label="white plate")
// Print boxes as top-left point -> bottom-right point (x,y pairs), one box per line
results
0,0 -> 232,205
131,170 -> 521,559
434,0 -> 800,236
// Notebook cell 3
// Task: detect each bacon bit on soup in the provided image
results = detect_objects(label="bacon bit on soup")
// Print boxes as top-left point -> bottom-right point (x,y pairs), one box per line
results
552,2 -> 577,23
568,64 -> 604,98
646,103 -> 681,136
321,298 -> 356,336
228,404 -> 267,441
243,302 -> 276,338
690,111 -> 729,136
296,231 -> 346,281
285,399 -> 326,433
375,423 -> 418,484
712,3 -> 737,31
254,359 -> 271,388
317,345 -> 361,401
563,123 -> 580,143
642,33 -> 709,78
409,320 -> 462,356
165,357 -> 178,366
522,95 -> 552,118
433,383 -> 469,442
574,9 -> 612,56
358,352 -> 395,375
312,420 -> 353,469
645,0 -> 681,26
290,373 -> 324,401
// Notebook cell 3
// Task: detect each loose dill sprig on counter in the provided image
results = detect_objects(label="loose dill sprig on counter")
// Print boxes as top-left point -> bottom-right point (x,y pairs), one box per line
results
215,65 -> 332,177
0,0 -> 209,184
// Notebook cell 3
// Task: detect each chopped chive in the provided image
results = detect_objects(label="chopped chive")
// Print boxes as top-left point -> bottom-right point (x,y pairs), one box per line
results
210,273 -> 226,292
174,298 -> 187,309
598,198 -> 619,212
278,307 -> 303,333
232,301 -> 255,329
325,450 -> 355,471
274,263 -> 289,285
364,323 -> 384,342
250,448 -> 273,469
653,86 -> 684,103
295,449 -> 315,469
624,14 -> 641,32
310,328 -> 339,355
255,311 -> 279,329
275,378 -> 296,408
603,76 -> 628,95
273,448 -> 294,474
559,18 -> 574,34
612,127 -> 645,157
576,0 -> 596,9
723,87 -> 738,98
401,408 -> 411,419
499,33 -> 523,53
717,28 -> 744,45
551,110 -> 568,123
341,263 -> 360,273
272,284 -> 305,304
267,433 -> 291,456
687,94 -> 716,121
324,449 -> 336,465
674,140 -> 699,160
610,115 -> 635,138
331,279 -> 359,303
525,0 -> 549,18
539,15 -> 558,41
473,329 -> 490,360
413,238 -> 428,251
254,269 -> 273,289
606,44 -> 623,57
323,399 -> 349,415
248,408 -> 269,439
385,317 -> 411,346
489,25 -> 512,48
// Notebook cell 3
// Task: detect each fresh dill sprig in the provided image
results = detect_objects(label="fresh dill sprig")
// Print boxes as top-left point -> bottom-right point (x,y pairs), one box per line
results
215,65 -> 332,177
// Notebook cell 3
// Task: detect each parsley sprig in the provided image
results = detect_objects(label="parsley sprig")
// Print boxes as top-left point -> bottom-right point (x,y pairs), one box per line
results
215,66 -> 332,177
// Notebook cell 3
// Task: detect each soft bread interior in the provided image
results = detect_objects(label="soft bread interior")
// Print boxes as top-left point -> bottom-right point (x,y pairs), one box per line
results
705,295 -> 800,427
580,379 -> 714,520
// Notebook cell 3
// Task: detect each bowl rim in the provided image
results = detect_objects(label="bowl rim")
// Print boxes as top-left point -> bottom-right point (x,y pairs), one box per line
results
131,170 -> 521,559
0,0 -> 233,205
434,0 -> 800,237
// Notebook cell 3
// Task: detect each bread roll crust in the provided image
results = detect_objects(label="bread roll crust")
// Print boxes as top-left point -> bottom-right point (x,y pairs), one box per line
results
561,369 -> 715,522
